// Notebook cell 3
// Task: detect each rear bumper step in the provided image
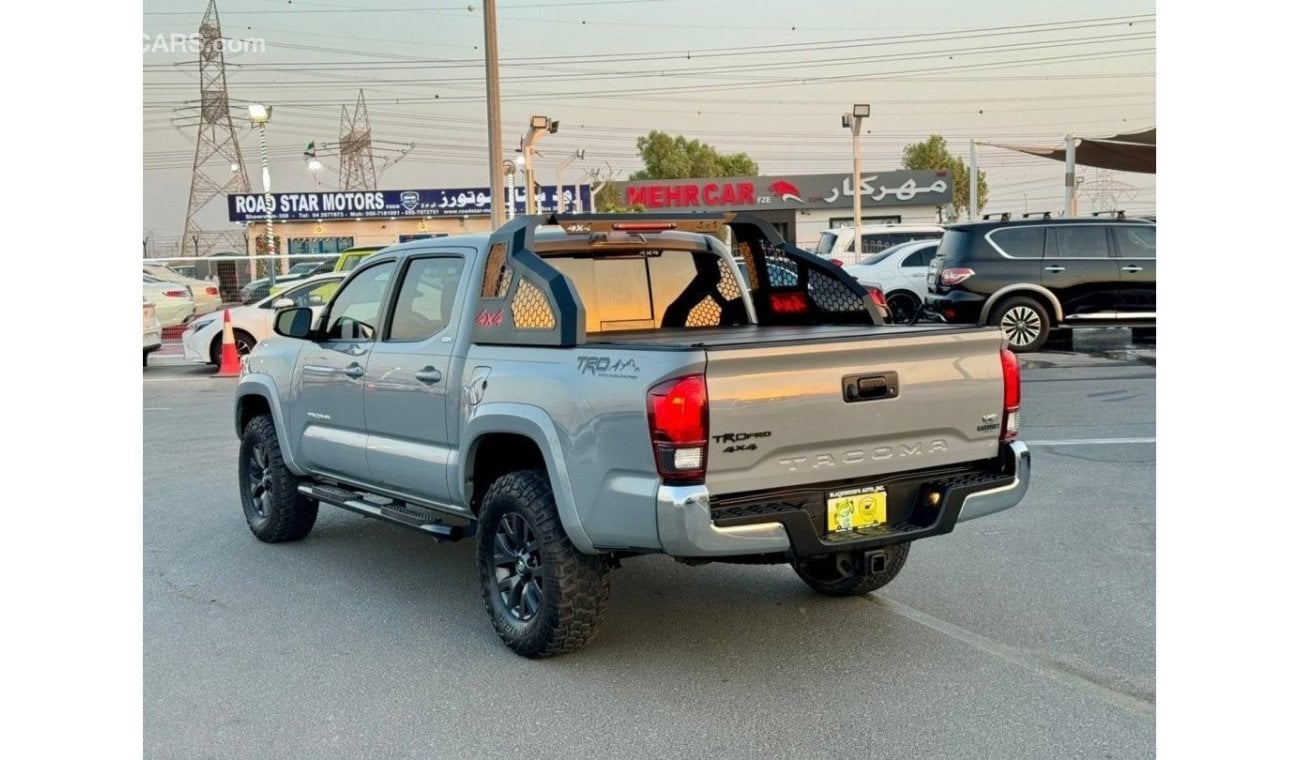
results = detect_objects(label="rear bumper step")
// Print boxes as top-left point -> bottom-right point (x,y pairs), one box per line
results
298,483 -> 468,541
656,441 -> 1029,559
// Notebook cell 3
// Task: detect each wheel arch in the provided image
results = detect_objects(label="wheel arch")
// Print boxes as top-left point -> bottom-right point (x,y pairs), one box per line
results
235,378 -> 308,476
459,405 -> 594,553
978,284 -> 1063,326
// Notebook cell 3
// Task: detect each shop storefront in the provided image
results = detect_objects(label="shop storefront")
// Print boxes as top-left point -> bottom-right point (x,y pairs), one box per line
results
612,171 -> 954,250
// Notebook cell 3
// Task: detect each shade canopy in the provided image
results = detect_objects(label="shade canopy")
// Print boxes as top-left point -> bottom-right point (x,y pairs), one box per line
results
983,128 -> 1156,174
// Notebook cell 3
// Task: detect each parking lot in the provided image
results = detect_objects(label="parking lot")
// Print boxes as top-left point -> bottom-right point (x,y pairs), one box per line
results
144,328 -> 1154,759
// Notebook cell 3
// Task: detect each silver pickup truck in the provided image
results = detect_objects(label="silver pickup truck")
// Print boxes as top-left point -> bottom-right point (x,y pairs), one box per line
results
235,213 -> 1030,658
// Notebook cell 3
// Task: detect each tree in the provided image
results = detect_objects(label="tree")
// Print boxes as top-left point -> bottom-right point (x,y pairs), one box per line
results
629,130 -> 759,180
902,135 -> 988,217
595,131 -> 759,212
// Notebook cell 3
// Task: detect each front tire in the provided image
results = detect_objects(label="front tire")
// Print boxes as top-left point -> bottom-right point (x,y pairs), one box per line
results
238,415 -> 318,542
793,543 -> 910,597
209,330 -> 258,366
991,296 -> 1051,353
477,470 -> 610,658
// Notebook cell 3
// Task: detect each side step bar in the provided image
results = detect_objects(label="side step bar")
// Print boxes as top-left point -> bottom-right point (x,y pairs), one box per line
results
298,483 -> 471,541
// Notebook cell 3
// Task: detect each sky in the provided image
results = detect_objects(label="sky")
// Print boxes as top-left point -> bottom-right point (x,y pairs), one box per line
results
142,0 -> 1156,241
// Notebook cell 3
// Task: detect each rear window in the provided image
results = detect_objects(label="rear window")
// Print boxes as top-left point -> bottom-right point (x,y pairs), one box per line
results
1114,225 -> 1156,259
859,231 -> 943,255
858,251 -> 894,267
545,250 -> 747,334
815,232 -> 837,256
935,230 -> 973,263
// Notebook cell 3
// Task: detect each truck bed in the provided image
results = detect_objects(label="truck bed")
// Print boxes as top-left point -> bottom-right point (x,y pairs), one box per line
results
583,323 -> 986,350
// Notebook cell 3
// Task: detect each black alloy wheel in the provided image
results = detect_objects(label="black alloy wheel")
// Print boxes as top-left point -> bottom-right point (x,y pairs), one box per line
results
492,512 -> 545,622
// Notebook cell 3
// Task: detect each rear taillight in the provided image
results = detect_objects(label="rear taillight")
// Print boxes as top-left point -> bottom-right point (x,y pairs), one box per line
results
769,292 -> 809,314
647,374 -> 708,484
163,289 -> 187,298
1000,348 -> 1021,441
866,287 -> 886,309
829,258 -> 844,268
205,286 -> 219,296
940,267 -> 975,286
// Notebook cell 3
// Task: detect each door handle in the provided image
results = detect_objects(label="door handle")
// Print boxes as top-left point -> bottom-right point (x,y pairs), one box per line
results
415,366 -> 443,384
341,362 -> 366,379
1043,265 -> 1065,273
1121,265 -> 1144,273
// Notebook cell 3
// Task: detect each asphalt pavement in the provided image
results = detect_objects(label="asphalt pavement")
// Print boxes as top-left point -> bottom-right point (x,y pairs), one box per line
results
143,327 -> 1155,759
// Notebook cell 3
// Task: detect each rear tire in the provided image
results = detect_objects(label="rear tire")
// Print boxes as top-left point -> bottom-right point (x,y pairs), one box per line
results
886,291 -> 921,324
238,415 -> 318,542
990,296 -> 1051,353
477,469 -> 610,658
793,543 -> 910,597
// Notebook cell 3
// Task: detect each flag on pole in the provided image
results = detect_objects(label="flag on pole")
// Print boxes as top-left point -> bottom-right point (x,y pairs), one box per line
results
303,141 -> 316,158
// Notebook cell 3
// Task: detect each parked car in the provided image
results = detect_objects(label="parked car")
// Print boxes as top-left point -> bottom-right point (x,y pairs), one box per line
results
267,246 -> 384,298
143,275 -> 196,328
143,298 -> 162,366
143,264 -> 222,316
235,213 -> 1027,657
842,239 -> 940,323
813,223 -> 945,266
238,263 -> 324,304
925,217 -> 1156,352
184,273 -> 346,365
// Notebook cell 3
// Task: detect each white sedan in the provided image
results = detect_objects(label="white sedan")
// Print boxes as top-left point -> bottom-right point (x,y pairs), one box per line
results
143,276 -> 196,328
144,264 -> 223,316
181,273 -> 345,365
143,299 -> 162,366
841,239 -> 940,323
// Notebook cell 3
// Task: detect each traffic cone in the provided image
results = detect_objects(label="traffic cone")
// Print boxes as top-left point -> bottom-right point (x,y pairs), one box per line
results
215,309 -> 242,377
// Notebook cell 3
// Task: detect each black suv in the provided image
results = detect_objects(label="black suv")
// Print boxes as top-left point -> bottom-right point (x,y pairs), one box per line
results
925,217 -> 1155,352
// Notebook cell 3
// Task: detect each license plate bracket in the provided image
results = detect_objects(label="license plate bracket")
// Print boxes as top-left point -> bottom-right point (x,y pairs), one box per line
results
826,485 -> 887,533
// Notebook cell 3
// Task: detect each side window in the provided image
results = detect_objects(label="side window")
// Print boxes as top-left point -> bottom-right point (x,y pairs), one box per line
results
294,279 -> 340,307
1115,225 -> 1156,259
265,279 -> 340,309
386,257 -> 466,342
901,246 -> 937,268
323,262 -> 394,341
1052,225 -> 1110,258
989,227 -> 1045,258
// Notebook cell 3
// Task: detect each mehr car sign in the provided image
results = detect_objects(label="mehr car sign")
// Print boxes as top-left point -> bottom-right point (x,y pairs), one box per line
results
615,171 -> 953,211
227,186 -> 593,222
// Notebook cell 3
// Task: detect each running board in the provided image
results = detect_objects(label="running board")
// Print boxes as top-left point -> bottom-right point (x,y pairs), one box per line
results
298,483 -> 470,541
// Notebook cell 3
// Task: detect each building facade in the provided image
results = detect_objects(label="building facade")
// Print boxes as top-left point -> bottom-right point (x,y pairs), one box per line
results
612,170 -> 954,250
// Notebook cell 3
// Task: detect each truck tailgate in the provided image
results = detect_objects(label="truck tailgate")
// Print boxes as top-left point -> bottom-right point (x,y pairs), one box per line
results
703,327 -> 1007,496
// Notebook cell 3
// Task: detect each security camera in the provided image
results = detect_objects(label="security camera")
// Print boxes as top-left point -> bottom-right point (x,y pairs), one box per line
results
548,120 -> 559,134
841,113 -> 852,129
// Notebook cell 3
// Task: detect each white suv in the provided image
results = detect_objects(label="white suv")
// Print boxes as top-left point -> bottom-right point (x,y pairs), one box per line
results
813,224 -> 945,266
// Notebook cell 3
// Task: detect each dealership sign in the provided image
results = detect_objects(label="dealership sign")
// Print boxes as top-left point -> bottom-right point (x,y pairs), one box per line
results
227,186 -> 593,222
616,171 -> 952,211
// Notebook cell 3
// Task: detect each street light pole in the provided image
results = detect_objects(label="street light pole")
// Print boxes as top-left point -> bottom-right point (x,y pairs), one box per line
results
483,0 -> 505,229
523,115 -> 557,215
843,104 -> 869,263
248,104 -> 279,286
555,149 -> 584,214
503,158 -> 520,221
308,158 -> 322,191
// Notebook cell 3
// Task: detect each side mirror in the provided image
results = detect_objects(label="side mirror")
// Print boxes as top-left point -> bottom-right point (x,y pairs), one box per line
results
274,307 -> 315,339
272,298 -> 295,310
